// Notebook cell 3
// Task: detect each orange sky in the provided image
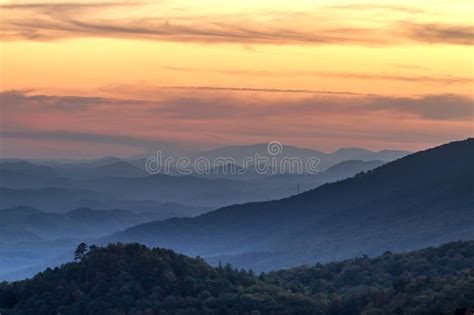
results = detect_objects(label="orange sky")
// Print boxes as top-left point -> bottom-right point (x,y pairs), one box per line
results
0,0 -> 473,157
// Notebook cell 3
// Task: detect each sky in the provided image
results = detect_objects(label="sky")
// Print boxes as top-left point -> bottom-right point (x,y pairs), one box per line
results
0,0 -> 473,158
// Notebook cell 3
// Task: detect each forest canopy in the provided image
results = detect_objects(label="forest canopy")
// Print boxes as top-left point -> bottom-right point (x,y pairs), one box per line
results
1,240 -> 473,314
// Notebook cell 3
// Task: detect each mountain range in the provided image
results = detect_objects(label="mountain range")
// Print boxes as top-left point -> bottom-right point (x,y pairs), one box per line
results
0,158 -> 387,210
106,139 -> 474,271
184,144 -> 409,171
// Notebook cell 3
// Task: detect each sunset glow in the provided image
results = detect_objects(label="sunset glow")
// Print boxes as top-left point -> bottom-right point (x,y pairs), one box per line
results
0,0 -> 473,157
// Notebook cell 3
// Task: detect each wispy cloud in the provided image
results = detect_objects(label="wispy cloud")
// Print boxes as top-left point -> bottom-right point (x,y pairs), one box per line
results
0,90 -> 146,112
0,2 -> 129,10
1,2 -> 472,45
159,86 -> 373,96
162,67 -> 473,85
325,3 -> 427,14
0,17 -> 386,44
402,22 -> 474,45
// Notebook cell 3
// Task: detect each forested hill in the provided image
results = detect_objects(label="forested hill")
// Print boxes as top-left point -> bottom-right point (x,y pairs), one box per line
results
1,241 -> 473,314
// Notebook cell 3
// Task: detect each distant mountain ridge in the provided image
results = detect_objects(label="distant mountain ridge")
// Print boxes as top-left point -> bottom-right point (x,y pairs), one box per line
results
3,143 -> 409,173
0,158 -> 386,210
0,206 -> 148,240
0,205 -> 165,281
177,143 -> 409,171
0,161 -> 59,177
50,160 -> 148,179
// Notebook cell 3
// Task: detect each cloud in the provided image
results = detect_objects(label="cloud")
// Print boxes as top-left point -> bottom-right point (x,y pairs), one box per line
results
1,89 -> 472,156
1,17 -> 386,44
1,129 -> 157,146
0,2 -> 128,10
159,86 -> 372,96
369,94 -> 474,121
0,128 -> 190,157
317,72 -> 472,85
1,2 -> 472,45
162,67 -> 473,85
402,22 -> 474,45
0,90 -> 146,112
326,3 -> 426,14
2,88 -> 471,122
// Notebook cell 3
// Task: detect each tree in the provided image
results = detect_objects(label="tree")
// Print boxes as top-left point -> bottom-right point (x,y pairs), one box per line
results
74,242 -> 88,261
0,285 -> 17,308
